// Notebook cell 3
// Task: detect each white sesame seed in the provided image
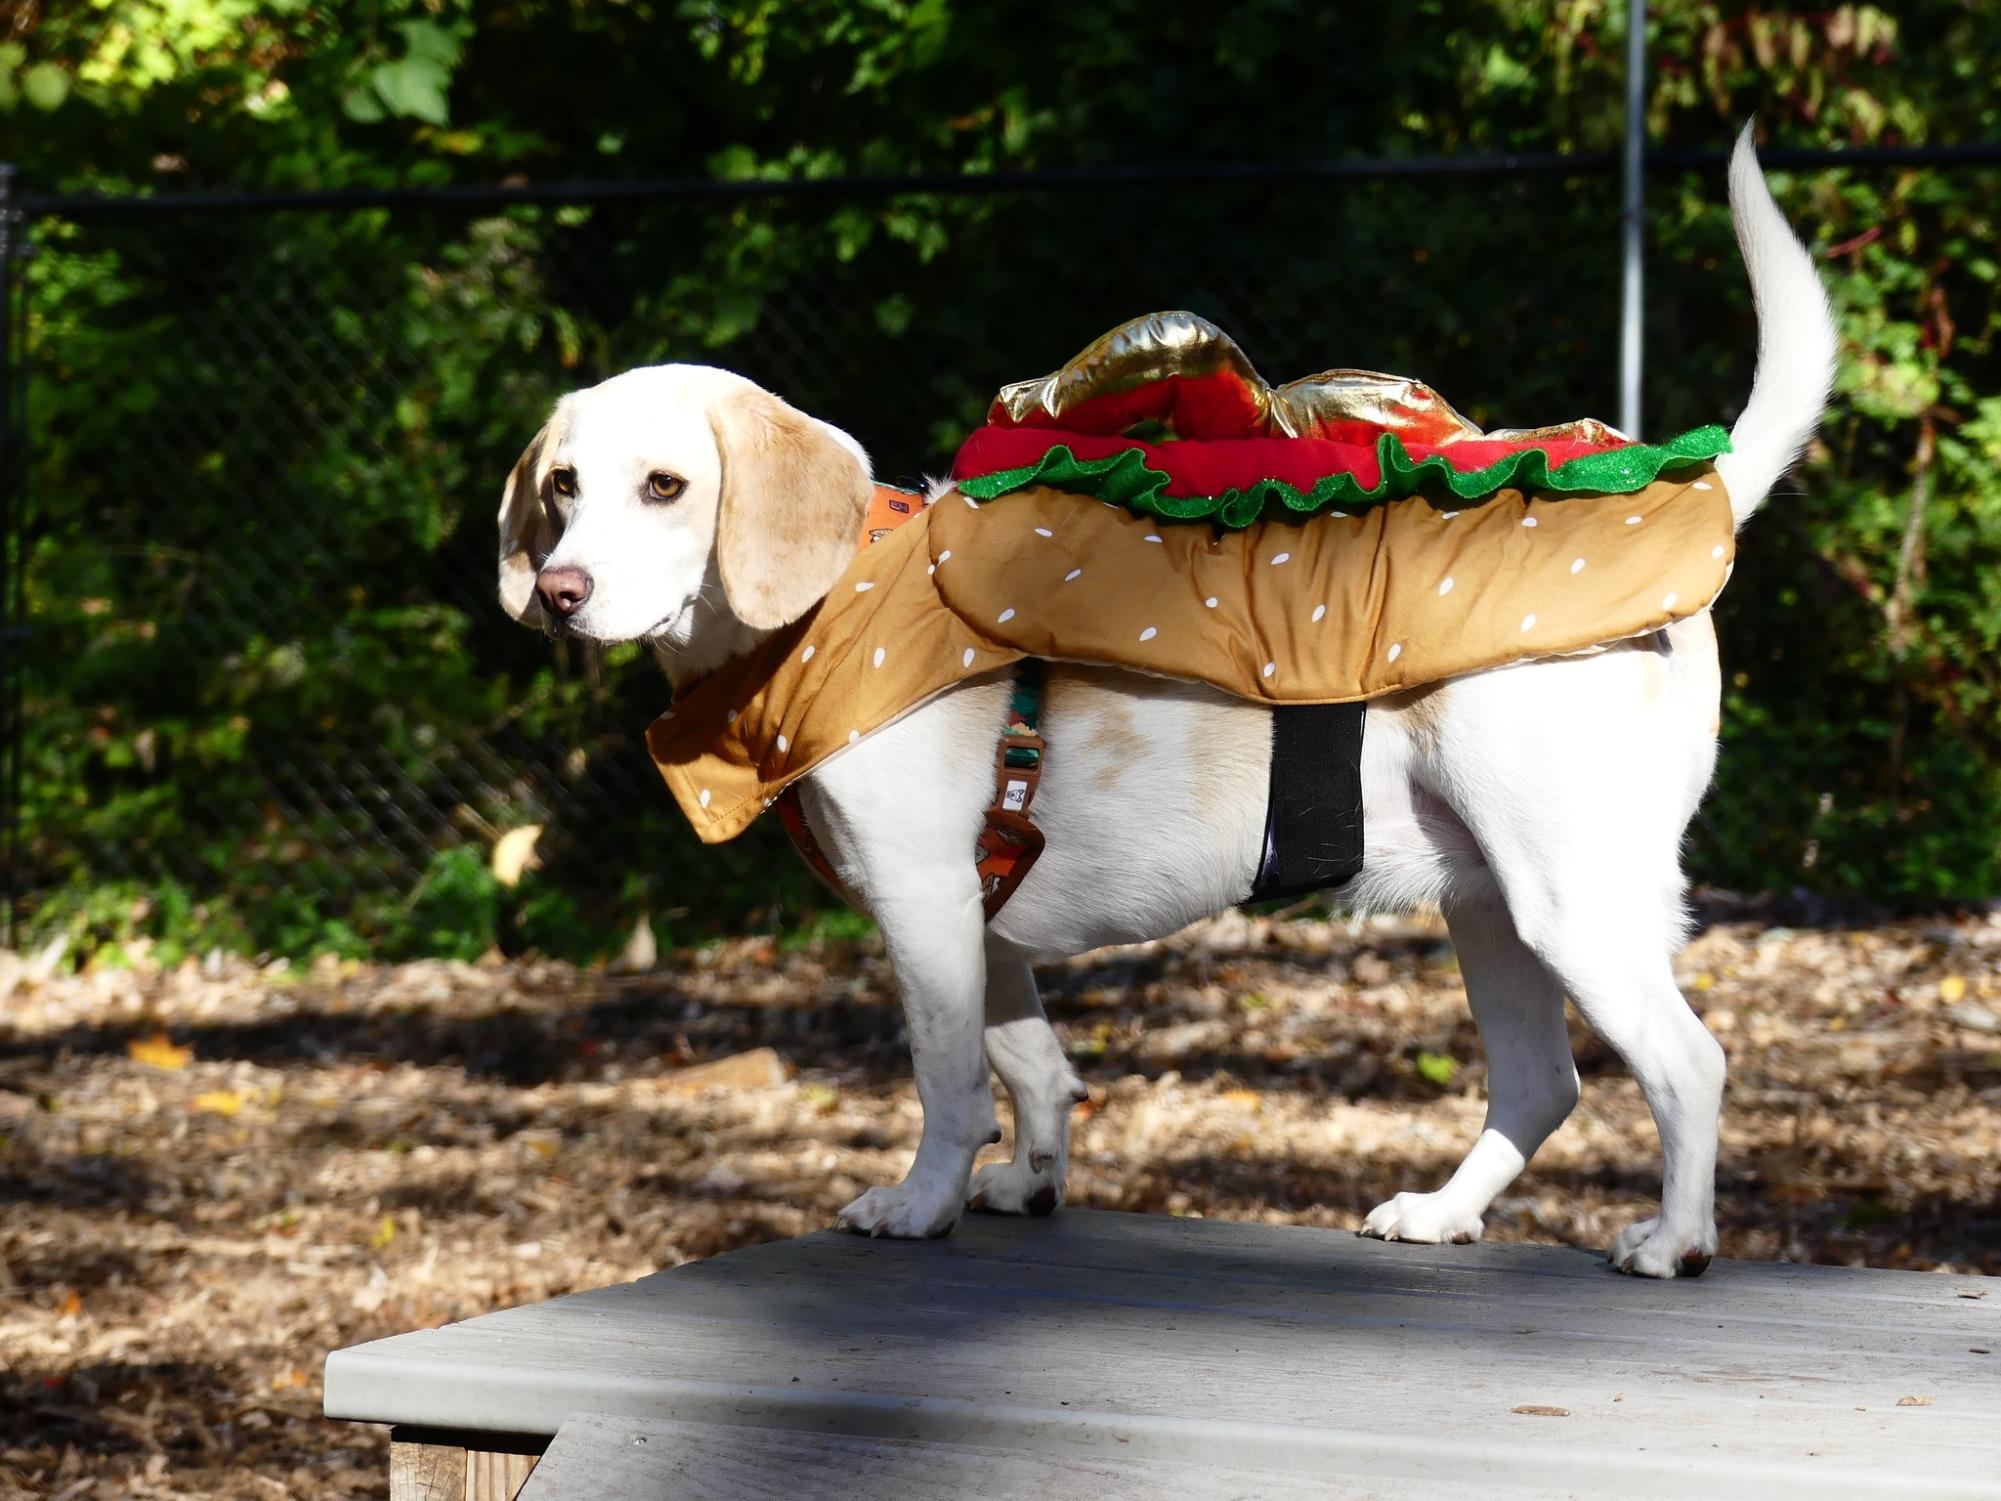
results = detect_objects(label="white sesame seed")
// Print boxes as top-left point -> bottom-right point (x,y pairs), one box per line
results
1271,552 -> 1291,565
1662,592 -> 1678,611
726,709 -> 737,724
1521,613 -> 1537,631
962,647 -> 976,668
699,788 -> 712,808
801,645 -> 816,664
855,580 -> 874,591
1571,557 -> 1587,574
1064,568 -> 1083,582
1521,516 -> 1538,528
928,564 -> 936,575
1312,604 -> 1327,622
1438,577 -> 1454,596
1034,527 -> 1053,537
872,646 -> 886,668
776,735 -> 789,753
1263,661 -> 1276,678
1441,511 -> 1460,520
1139,626 -> 1158,642
1205,596 -> 1219,609
1387,642 -> 1403,662
1626,515 -> 1643,525
998,607 -> 1016,624
938,549 -> 952,562
848,729 -> 860,746
1693,481 -> 1713,491
1712,544 -> 1726,559
1144,534 -> 1163,544
963,495 -> 979,508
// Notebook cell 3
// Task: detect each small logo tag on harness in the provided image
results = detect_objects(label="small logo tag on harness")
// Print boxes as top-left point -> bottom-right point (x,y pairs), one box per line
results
1002,778 -> 1029,812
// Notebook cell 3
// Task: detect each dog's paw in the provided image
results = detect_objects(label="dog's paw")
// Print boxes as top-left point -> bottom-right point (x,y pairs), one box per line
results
836,1183 -> 962,1240
967,1158 -> 1063,1217
1608,1217 -> 1717,1278
1360,1190 -> 1485,1245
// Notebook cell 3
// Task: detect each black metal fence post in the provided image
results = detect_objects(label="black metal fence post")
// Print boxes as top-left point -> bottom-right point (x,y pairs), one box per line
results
0,162 -> 17,948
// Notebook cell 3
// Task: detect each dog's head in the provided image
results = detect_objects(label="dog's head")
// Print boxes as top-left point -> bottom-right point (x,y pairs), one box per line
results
497,365 -> 873,662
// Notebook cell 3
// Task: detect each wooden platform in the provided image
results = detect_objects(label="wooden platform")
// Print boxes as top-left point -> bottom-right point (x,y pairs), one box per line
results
324,1209 -> 2000,1499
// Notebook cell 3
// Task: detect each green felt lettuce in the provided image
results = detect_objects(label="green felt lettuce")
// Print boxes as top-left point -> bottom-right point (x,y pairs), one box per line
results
955,426 -> 1731,528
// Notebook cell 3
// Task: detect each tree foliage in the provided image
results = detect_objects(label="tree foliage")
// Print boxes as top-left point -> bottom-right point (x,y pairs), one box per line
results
7,2 -> 1999,960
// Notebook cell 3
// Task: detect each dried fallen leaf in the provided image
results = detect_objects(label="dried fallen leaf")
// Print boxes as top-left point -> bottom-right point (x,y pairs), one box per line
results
271,1366 -> 308,1391
193,1090 -> 244,1116
490,824 -> 544,887
1223,1089 -> 1263,1113
1896,1395 -> 1934,1407
1512,1405 -> 1570,1418
660,1047 -> 787,1093
612,913 -> 658,973
369,1214 -> 396,1251
1692,971 -> 1717,991
56,1288 -> 83,1319
126,1032 -> 191,1070
1945,1002 -> 2001,1035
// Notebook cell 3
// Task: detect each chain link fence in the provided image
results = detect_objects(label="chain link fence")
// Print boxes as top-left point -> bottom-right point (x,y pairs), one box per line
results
0,159 -> 1946,959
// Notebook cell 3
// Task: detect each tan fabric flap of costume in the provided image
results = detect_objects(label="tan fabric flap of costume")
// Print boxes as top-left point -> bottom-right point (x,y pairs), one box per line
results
647,511 -> 1025,844
649,468 -> 1734,844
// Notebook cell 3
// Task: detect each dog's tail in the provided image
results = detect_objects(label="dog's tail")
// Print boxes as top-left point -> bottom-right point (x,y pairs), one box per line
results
1713,123 -> 1839,529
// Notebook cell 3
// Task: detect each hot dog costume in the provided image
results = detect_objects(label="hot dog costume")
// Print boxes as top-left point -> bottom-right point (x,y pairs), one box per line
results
646,312 -> 1734,911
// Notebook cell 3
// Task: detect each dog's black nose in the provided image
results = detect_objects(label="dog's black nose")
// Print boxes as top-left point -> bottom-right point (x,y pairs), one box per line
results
535,565 -> 593,617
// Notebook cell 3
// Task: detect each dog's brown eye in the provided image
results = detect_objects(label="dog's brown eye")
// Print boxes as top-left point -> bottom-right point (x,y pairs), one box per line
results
550,468 -> 577,498
646,472 -> 685,503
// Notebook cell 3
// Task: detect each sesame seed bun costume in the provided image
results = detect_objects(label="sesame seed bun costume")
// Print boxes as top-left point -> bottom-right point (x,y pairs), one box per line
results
647,313 -> 1733,908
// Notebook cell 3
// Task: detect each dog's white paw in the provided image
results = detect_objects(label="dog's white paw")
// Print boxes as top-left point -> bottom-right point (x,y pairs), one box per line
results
967,1157 -> 1064,1216
1608,1217 -> 1716,1278
1360,1190 -> 1485,1245
836,1182 -> 963,1240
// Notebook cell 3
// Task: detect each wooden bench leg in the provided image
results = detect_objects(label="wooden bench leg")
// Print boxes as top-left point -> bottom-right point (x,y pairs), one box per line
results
390,1427 -> 542,1501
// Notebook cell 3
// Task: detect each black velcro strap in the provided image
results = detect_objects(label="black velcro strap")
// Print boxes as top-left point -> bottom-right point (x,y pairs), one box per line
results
1249,702 -> 1366,902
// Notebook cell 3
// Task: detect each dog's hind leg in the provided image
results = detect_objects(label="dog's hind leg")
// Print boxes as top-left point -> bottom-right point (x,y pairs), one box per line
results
1421,646 -> 1726,1276
970,944 -> 1087,1216
1514,895 -> 1724,1277
1361,900 -> 1579,1244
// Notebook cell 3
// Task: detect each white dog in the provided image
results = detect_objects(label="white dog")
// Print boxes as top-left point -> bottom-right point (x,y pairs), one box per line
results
497,130 -> 1836,1277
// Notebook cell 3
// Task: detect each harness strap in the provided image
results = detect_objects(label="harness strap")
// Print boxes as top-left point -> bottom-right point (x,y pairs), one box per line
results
1248,701 -> 1367,901
774,660 -> 1049,921
974,660 -> 1048,920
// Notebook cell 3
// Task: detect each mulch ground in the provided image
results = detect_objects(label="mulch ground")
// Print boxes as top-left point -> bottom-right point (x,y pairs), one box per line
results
4,901 -> 1999,1498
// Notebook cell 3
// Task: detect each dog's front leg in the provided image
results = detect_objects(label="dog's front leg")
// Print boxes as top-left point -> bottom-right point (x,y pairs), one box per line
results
835,872 -> 997,1239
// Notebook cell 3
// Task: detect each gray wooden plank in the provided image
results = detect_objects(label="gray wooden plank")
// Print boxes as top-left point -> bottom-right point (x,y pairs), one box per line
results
519,1413 -> 1351,1501
328,1211 -> 2001,1498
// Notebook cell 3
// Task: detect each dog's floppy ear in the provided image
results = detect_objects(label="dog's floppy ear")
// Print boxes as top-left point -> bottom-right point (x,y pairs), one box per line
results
497,416 -> 556,626
708,388 -> 871,631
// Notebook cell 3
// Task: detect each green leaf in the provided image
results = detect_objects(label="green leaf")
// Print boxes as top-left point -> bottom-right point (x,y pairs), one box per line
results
1415,1052 -> 1459,1087
873,293 -> 913,338
396,20 -> 465,68
707,144 -> 760,180
371,58 -> 450,126
342,86 -> 387,124
22,62 -> 69,112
